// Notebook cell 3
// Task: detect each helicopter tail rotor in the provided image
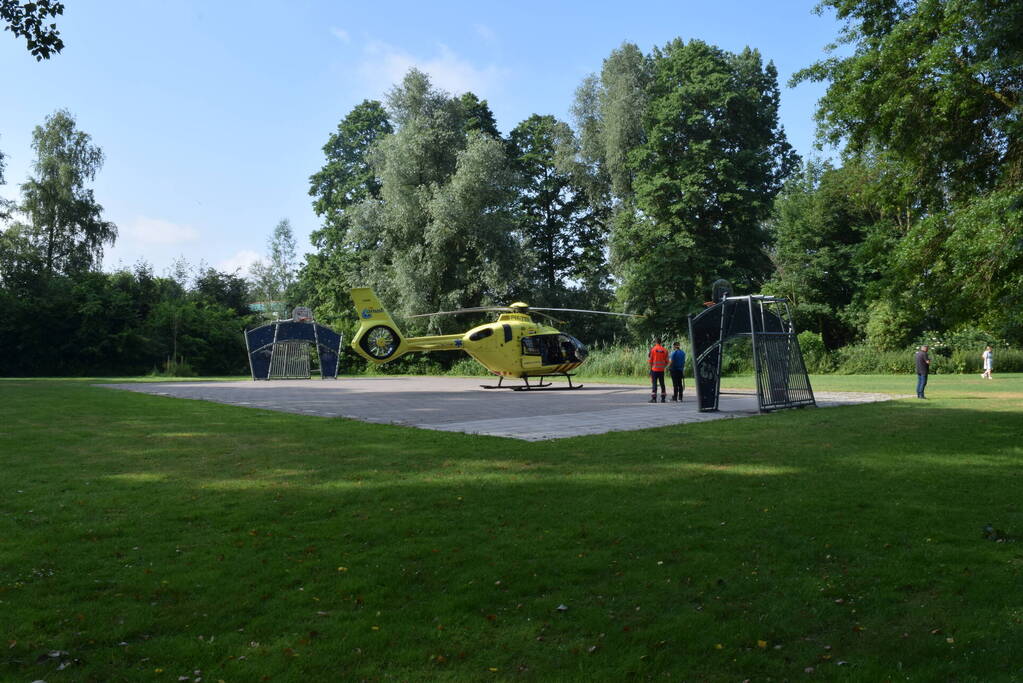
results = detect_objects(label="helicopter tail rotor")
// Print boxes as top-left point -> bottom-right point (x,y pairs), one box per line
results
350,288 -> 407,363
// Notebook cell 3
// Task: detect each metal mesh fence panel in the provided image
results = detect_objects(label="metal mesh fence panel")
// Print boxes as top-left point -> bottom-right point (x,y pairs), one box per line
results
269,341 -> 310,379
753,333 -> 815,411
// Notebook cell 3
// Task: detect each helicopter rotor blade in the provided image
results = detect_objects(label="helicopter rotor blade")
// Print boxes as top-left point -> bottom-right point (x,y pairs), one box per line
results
528,310 -> 567,325
404,307 -> 510,319
530,307 -> 645,318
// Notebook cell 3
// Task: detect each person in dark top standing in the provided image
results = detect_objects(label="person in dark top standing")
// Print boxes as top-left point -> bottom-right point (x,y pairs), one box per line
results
669,341 -> 687,403
915,345 -> 931,399
648,338 -> 668,403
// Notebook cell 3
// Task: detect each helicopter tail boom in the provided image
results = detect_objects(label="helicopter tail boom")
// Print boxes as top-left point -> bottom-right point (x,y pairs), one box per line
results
350,288 -> 469,363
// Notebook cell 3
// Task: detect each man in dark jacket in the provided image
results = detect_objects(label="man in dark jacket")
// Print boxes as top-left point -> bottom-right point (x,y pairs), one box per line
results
915,345 -> 931,399
669,342 -> 686,402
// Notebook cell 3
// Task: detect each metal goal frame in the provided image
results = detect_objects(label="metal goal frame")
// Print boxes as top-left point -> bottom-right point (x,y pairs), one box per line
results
244,319 -> 343,380
688,295 -> 815,413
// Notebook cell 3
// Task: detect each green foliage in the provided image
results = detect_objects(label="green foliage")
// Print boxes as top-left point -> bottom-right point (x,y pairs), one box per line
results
891,187 -> 1023,341
796,0 -> 1023,345
248,218 -> 298,313
0,136 -> 11,220
617,39 -> 798,334
509,114 -> 586,294
18,109 -> 117,276
581,42 -> 651,199
1,0 -> 64,59
865,298 -> 919,351
457,91 -> 501,138
445,356 -> 490,376
796,0 -> 1022,201
0,264 -> 257,376
581,344 -> 652,378
505,113 -> 621,340
796,330 -> 826,358
833,344 -> 914,375
765,159 -> 892,348
299,100 -> 393,326
797,330 -> 836,373
320,70 -> 523,333
914,326 -> 1008,356
829,343 -> 1023,375
308,99 -> 392,232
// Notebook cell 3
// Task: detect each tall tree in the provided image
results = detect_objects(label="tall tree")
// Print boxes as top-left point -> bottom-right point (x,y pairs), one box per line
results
765,159 -> 895,348
796,0 -> 1023,342
20,109 -> 117,276
617,40 -> 797,333
571,43 -> 652,200
563,43 -> 652,323
302,100 -> 393,322
795,0 -> 1022,202
458,92 -> 501,138
248,219 -> 297,317
0,137 -> 11,220
308,100 -> 392,236
267,218 -> 297,296
509,114 -> 587,295
342,69 -> 522,323
1,0 -> 64,59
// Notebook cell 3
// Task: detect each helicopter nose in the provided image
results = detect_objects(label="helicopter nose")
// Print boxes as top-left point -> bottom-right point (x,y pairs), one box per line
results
572,337 -> 588,360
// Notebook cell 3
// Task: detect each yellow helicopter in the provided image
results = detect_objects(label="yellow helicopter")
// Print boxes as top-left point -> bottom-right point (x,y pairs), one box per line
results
349,288 -> 641,390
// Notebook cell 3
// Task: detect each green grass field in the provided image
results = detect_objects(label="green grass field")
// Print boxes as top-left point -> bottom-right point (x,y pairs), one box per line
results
2,375 -> 1022,681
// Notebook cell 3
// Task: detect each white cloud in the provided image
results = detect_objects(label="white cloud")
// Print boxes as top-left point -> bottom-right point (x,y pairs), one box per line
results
474,24 -> 497,44
330,26 -> 351,43
357,41 -> 507,96
217,249 -> 261,276
125,216 -> 199,245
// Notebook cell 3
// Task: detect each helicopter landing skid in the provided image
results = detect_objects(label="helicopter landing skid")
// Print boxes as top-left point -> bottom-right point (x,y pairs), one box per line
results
480,375 -> 583,391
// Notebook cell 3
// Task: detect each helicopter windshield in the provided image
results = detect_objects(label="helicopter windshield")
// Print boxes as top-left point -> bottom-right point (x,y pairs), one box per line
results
522,334 -> 588,365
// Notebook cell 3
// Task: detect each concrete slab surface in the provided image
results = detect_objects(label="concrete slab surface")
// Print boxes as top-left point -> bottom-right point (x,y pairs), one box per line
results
99,377 -> 901,441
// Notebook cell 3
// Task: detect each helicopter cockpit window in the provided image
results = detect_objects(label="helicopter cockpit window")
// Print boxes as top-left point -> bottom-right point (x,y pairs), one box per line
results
468,327 -> 493,342
559,334 -> 588,362
523,334 -> 587,364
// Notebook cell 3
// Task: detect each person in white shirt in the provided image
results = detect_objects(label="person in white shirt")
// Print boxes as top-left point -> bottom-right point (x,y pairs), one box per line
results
981,345 -> 993,379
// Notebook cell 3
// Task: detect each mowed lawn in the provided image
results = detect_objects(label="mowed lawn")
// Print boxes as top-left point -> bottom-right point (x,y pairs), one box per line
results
2,375 -> 1022,681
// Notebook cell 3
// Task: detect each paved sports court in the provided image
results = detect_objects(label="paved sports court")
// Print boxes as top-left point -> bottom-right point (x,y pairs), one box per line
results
100,377 -> 899,441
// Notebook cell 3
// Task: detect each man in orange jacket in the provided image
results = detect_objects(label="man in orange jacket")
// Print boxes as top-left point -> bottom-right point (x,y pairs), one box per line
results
648,338 -> 668,403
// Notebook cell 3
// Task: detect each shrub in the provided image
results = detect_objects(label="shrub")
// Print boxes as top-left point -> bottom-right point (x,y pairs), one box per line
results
797,331 -> 835,373
720,337 -> 755,376
834,344 -> 914,374
983,348 -> 1023,373
865,300 -> 917,350
831,343 -> 1023,374
583,345 -> 651,378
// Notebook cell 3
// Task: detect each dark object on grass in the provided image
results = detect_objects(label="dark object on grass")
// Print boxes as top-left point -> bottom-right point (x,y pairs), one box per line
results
982,524 -> 1013,542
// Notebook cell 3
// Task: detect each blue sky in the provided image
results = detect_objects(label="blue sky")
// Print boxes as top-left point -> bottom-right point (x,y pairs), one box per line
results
0,0 -> 842,278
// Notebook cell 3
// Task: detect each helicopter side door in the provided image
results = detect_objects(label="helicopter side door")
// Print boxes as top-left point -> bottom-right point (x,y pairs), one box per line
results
520,335 -> 543,371
522,334 -> 571,370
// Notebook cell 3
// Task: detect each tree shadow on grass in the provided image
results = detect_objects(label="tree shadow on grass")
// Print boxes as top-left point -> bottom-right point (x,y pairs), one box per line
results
3,384 -> 1023,680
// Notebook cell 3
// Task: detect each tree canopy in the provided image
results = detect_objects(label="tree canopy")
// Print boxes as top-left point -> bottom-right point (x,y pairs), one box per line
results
19,109 -> 117,277
1,0 -> 64,59
793,0 -> 1023,344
